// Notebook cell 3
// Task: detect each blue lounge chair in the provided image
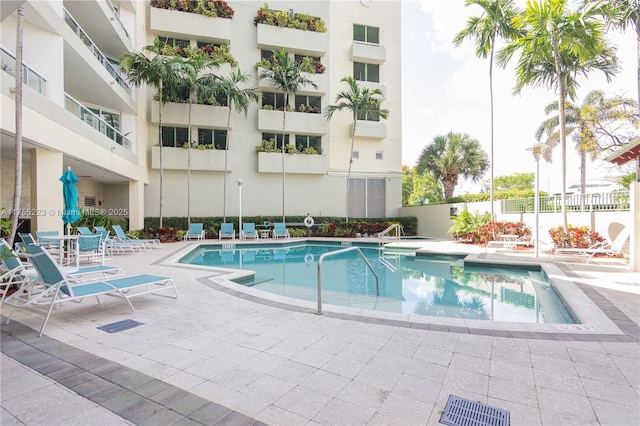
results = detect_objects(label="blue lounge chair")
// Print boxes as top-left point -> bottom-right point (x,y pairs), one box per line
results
95,226 -> 143,255
219,223 -> 235,240
241,223 -> 259,240
273,223 -> 290,239
184,223 -> 205,241
70,234 -> 105,268
76,226 -> 93,235
1,239 -> 27,304
112,224 -> 159,249
4,244 -> 177,337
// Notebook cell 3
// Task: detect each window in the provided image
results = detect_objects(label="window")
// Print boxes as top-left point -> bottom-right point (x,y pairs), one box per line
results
161,126 -> 189,147
161,37 -> 190,49
294,95 -> 321,113
353,24 -> 379,44
357,105 -> 382,122
261,49 -> 274,60
353,62 -> 379,83
198,129 -> 228,150
88,107 -> 121,130
262,133 -> 290,149
348,178 -> 385,218
295,54 -> 320,63
295,135 -> 321,152
375,152 -> 383,160
262,92 -> 286,110
197,41 -> 221,49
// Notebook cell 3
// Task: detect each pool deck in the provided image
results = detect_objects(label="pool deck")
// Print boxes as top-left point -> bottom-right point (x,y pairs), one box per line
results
2,238 -> 639,425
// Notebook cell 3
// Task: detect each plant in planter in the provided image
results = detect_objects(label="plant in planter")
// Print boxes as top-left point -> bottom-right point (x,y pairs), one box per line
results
254,3 -> 326,33
150,0 -> 235,19
255,139 -> 280,153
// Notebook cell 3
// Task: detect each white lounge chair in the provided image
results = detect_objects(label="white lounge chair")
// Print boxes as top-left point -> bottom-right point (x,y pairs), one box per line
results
241,223 -> 259,240
273,222 -> 290,239
4,244 -> 177,337
219,223 -> 235,240
112,224 -> 160,248
551,227 -> 630,263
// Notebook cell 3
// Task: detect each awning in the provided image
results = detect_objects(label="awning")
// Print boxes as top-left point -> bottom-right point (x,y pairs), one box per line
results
605,138 -> 640,166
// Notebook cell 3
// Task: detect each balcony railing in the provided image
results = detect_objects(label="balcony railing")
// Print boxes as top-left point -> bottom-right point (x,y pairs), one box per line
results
65,94 -> 132,149
1,46 -> 47,95
105,0 -> 130,39
502,191 -> 630,213
64,8 -> 131,94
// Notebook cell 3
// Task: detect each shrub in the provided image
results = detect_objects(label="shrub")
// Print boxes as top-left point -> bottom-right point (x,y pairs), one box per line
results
254,3 -> 327,33
448,210 -> 491,243
477,221 -> 531,244
140,227 -> 179,241
548,225 -> 605,248
150,0 -> 235,18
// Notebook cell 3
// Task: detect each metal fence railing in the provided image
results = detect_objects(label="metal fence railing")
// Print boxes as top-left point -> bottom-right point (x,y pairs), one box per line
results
502,191 -> 630,213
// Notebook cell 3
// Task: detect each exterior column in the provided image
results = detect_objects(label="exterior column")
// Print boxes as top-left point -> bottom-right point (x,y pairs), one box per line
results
128,180 -> 145,230
30,148 -> 63,233
631,181 -> 640,272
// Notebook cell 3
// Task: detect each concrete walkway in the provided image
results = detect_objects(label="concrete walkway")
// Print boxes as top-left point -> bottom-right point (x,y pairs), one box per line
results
1,239 -> 639,425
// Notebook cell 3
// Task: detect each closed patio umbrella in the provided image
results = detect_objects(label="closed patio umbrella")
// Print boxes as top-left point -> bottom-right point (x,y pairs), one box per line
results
60,167 -> 81,229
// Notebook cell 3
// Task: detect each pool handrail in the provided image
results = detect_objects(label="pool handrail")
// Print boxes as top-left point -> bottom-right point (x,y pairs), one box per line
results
316,246 -> 379,315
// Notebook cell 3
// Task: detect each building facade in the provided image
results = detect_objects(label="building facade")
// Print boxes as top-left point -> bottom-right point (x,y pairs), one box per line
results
1,0 -> 402,232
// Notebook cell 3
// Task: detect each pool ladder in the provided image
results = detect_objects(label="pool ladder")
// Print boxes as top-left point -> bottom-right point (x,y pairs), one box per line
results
316,247 -> 379,315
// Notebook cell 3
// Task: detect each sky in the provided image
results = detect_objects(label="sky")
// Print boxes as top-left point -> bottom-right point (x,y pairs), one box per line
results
400,0 -> 638,195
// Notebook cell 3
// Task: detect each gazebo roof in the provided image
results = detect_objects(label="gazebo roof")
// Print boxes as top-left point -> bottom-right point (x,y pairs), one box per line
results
605,138 -> 640,166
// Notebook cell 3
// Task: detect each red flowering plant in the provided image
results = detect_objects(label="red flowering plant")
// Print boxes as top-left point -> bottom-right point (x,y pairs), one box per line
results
548,225 -> 605,248
141,227 -> 179,242
477,221 -> 530,245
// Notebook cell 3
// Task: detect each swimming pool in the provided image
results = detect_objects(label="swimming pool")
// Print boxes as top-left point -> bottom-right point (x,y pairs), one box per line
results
179,242 -> 576,324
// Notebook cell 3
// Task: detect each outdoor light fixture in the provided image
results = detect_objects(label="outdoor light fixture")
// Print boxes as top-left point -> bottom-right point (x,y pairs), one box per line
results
236,179 -> 243,236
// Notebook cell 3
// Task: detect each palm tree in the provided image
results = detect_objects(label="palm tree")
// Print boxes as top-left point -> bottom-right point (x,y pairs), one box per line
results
258,49 -> 317,223
200,69 -> 259,221
536,90 -> 638,194
497,0 -> 619,230
325,76 -> 389,221
176,55 -> 219,228
8,6 -> 24,246
416,132 -> 489,202
120,39 -> 189,228
582,0 -> 639,120
453,0 -> 522,225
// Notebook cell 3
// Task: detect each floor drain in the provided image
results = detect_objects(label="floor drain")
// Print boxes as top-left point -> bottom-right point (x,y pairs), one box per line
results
97,319 -> 143,333
440,395 -> 510,426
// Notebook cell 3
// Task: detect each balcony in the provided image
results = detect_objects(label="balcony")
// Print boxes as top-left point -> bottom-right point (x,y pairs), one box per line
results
151,101 -> 228,128
151,146 -> 229,171
64,0 -> 132,55
65,94 -> 133,150
351,41 -> 386,64
150,7 -> 231,44
258,109 -> 327,135
353,121 -> 387,139
258,152 -> 327,174
64,8 -> 131,94
1,47 -> 47,95
257,24 -> 328,57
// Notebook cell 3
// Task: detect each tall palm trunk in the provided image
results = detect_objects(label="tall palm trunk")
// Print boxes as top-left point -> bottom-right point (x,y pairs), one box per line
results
346,116 -> 357,222
8,6 -> 24,246
553,38 -> 569,231
186,97 -> 192,228
636,11 -> 640,123
158,79 -> 164,228
489,39 -> 496,234
223,103 -> 232,222
281,96 -> 288,224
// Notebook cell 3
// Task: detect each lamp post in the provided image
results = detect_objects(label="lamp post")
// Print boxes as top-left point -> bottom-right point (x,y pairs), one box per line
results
236,179 -> 243,237
527,144 -> 544,257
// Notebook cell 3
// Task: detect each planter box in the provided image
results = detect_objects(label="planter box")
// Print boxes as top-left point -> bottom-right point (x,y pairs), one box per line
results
150,7 -> 231,43
258,152 -> 327,174
258,109 -> 327,135
151,146 -> 229,171
151,101 -> 228,128
351,41 -> 386,64
353,121 -> 387,139
257,24 -> 328,57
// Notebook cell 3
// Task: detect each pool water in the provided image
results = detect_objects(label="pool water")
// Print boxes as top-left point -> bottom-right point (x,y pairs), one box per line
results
180,243 -> 576,324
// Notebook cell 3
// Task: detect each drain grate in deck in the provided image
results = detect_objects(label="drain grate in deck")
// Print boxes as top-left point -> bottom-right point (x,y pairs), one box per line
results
97,319 -> 143,333
440,395 -> 510,426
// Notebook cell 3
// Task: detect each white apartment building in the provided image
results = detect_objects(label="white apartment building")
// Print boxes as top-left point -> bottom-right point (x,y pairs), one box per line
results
1,0 -> 402,233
